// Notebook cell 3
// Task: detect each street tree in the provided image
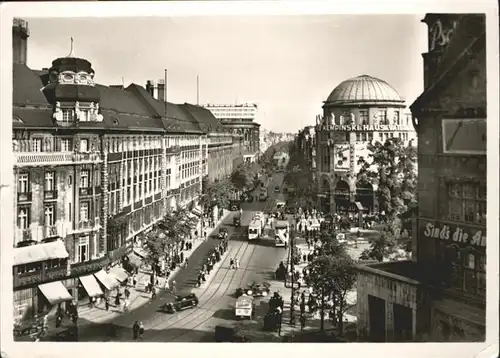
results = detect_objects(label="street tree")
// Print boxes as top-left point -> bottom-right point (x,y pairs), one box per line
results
359,229 -> 397,262
357,137 -> 417,258
231,162 -> 261,192
201,178 -> 235,212
143,206 -> 198,280
306,249 -> 357,335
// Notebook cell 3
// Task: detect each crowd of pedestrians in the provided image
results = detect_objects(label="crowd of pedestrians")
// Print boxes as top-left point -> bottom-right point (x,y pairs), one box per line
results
196,237 -> 229,287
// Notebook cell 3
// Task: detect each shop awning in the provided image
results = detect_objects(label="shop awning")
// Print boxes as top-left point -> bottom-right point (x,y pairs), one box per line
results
14,240 -> 69,266
192,206 -> 203,217
94,269 -> 120,291
109,266 -> 129,283
133,247 -> 148,259
79,274 -> 104,298
38,281 -> 73,305
128,252 -> 143,268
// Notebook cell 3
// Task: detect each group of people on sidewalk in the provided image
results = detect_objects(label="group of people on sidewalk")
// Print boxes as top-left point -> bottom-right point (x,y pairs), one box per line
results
196,237 -> 229,287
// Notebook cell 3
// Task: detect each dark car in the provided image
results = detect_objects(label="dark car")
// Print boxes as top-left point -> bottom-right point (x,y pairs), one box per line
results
233,215 -> 241,227
218,227 -> 228,240
235,282 -> 271,298
162,293 -> 199,313
274,185 -> 280,193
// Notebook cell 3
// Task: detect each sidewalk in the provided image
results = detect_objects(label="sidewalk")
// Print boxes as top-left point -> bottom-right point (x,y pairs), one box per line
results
42,210 -> 233,336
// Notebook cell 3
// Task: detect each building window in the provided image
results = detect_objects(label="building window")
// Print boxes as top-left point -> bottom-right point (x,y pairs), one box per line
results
62,109 -> 73,122
360,110 -> 369,125
32,138 -> 42,152
18,206 -> 30,229
45,204 -> 55,226
18,173 -> 29,193
78,236 -> 89,262
45,171 -> 55,191
61,138 -> 71,152
80,138 -> 89,152
80,170 -> 89,188
80,201 -> 89,222
447,182 -> 486,225
379,109 -> 388,124
394,111 -> 400,125
451,249 -> 486,297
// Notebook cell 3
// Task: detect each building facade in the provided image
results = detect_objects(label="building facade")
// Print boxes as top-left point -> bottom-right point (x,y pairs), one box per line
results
203,103 -> 260,163
315,75 -> 417,214
296,126 -> 317,179
11,20 -> 225,322
356,14 -> 486,342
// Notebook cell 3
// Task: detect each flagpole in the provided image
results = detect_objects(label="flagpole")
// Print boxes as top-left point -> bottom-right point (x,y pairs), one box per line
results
197,75 -> 199,106
164,69 -> 168,117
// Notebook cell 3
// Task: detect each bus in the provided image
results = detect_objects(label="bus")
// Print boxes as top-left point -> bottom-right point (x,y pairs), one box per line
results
248,218 -> 262,240
274,220 -> 290,247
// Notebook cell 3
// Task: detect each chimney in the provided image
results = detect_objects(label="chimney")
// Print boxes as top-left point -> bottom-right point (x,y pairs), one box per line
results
157,79 -> 165,101
145,80 -> 155,97
12,18 -> 29,65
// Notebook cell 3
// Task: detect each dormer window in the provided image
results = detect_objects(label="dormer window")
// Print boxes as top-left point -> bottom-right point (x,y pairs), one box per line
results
62,109 -> 73,122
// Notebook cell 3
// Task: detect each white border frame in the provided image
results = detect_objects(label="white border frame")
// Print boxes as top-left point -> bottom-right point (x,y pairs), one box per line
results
1,2 -> 498,358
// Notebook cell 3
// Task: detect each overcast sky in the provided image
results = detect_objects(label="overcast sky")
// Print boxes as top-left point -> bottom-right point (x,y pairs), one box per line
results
26,15 -> 427,132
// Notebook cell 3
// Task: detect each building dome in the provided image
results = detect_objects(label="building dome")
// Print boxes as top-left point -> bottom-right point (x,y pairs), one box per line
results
325,75 -> 404,106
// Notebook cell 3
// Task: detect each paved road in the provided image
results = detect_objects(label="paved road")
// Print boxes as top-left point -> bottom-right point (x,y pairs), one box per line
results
73,173 -> 290,342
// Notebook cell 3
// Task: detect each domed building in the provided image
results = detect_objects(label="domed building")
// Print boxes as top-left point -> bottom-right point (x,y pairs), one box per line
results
315,74 -> 416,214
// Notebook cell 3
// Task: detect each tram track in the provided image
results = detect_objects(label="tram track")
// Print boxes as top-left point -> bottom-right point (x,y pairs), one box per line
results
144,237 -> 258,341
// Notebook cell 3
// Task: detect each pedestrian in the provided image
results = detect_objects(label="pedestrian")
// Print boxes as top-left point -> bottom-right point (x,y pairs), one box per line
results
124,298 -> 130,312
124,287 -> 130,299
184,258 -> 189,268
235,258 -> 239,269
105,297 -> 110,311
172,280 -> 177,295
139,322 -> 145,340
180,251 -> 184,263
229,258 -> 235,269
133,321 -> 140,340
151,286 -> 156,299
204,230 -> 207,239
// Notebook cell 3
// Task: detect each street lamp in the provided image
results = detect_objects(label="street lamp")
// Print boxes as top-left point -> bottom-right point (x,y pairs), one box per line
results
289,225 -> 296,327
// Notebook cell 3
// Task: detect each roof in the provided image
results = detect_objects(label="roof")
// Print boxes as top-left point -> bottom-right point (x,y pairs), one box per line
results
182,103 -> 224,133
325,75 -> 405,107
13,64 -> 50,106
11,64 -> 204,134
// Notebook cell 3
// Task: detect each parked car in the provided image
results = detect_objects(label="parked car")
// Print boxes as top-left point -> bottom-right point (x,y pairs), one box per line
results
161,293 -> 199,313
233,215 -> 241,227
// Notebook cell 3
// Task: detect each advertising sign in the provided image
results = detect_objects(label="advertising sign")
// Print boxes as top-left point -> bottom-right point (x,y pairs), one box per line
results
421,221 -> 486,248
333,124 -> 406,131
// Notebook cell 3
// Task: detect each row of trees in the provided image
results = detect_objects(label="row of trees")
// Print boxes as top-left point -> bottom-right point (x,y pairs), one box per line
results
304,229 -> 357,335
141,206 -> 198,281
356,137 -> 417,261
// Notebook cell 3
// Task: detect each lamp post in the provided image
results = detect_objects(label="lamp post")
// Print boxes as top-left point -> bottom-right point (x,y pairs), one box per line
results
289,224 -> 296,327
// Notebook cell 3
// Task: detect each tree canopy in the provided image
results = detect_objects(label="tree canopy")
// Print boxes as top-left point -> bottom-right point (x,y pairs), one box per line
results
201,177 -> 235,210
231,162 -> 261,191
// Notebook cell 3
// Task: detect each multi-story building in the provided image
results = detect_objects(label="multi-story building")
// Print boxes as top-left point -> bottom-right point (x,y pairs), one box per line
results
11,19 -> 225,322
203,103 -> 260,163
315,75 -> 417,214
356,14 -> 486,342
296,126 -> 317,179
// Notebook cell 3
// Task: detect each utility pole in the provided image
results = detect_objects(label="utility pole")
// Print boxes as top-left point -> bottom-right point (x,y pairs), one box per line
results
289,224 -> 296,326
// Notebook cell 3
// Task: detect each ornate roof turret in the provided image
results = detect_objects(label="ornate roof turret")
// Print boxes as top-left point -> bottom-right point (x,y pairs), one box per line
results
42,37 -> 100,104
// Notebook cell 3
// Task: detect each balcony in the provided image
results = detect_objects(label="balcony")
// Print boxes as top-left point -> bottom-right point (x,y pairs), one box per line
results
17,192 -> 32,202
15,151 -> 102,167
44,190 -> 58,200
77,219 -> 95,231
44,225 -> 58,238
79,187 -> 93,196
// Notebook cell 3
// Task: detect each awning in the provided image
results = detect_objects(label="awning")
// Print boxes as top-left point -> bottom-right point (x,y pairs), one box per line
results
14,240 -> 69,266
109,266 -> 129,283
38,281 -> 73,305
128,252 -> 143,267
133,247 -> 148,259
79,274 -> 104,298
192,206 -> 203,217
94,269 -> 120,291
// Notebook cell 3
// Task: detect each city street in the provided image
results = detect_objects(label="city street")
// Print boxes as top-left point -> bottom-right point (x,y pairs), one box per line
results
72,173 -> 289,342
